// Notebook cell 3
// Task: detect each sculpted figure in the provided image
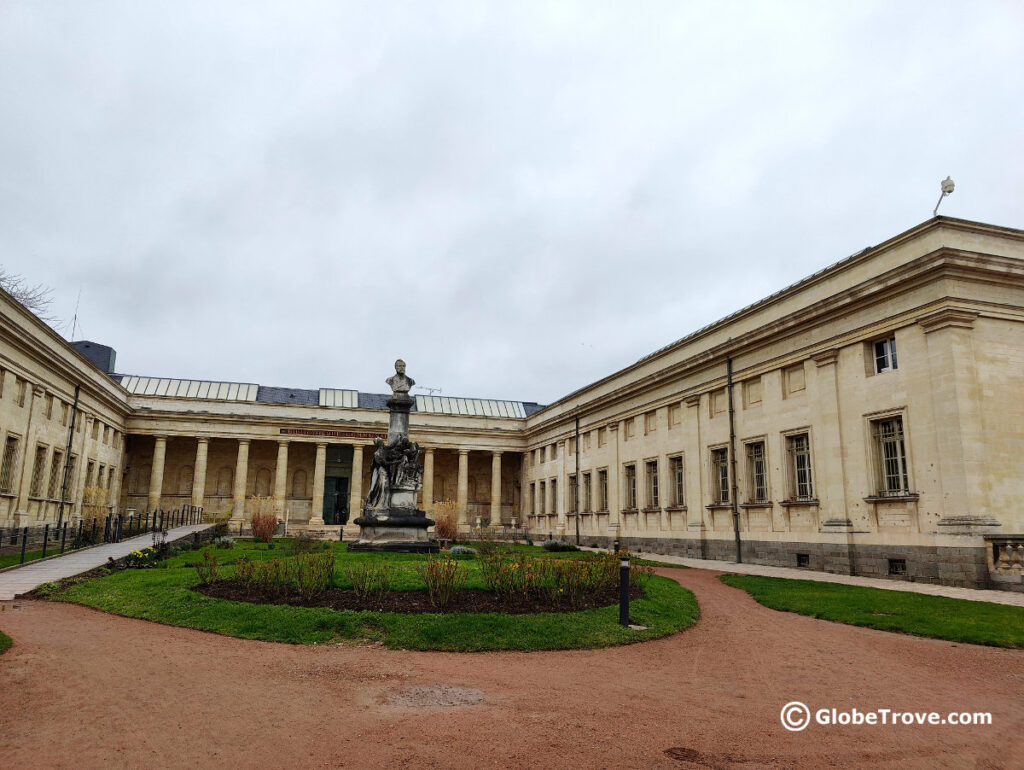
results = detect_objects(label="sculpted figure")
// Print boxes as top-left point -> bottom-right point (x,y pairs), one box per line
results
366,437 -> 390,509
386,359 -> 414,396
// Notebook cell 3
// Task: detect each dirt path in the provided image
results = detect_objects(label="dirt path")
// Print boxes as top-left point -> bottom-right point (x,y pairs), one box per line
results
1,568 -> 1020,769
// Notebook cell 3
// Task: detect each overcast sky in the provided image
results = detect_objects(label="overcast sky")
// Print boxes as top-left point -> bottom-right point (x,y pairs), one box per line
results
1,2 -> 1021,404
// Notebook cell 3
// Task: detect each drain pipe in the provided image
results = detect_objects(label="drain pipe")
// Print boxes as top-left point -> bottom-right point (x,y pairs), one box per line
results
727,358 -> 742,563
574,413 -> 581,546
57,384 -> 81,528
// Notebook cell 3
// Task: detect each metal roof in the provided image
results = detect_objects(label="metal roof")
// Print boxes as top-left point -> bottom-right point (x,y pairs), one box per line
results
120,376 -> 258,401
415,395 -> 527,418
257,386 -> 319,406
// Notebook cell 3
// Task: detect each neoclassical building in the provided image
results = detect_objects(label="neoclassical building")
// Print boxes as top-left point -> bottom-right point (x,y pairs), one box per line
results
1,216 -> 1022,589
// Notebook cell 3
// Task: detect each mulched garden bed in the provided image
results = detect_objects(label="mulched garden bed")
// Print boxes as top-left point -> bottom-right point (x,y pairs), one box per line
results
195,581 -> 644,614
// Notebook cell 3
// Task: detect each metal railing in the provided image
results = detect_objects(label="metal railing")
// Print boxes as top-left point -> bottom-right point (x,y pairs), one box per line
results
0,505 -> 205,567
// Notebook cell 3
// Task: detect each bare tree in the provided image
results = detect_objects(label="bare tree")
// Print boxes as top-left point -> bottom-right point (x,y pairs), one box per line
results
0,267 -> 60,325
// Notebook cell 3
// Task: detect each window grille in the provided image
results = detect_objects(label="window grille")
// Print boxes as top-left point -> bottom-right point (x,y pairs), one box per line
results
47,451 -> 63,498
624,465 -> 637,509
786,434 -> 814,500
646,461 -> 659,508
28,445 -> 47,497
0,436 -> 20,493
746,442 -> 767,502
711,448 -> 730,503
670,457 -> 684,506
873,417 -> 909,496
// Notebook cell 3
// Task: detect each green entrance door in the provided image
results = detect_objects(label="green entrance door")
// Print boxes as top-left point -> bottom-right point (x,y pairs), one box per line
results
323,476 -> 350,525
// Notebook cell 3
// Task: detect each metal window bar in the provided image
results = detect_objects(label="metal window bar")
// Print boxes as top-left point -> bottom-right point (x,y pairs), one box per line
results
874,418 -> 909,495
671,458 -> 684,507
647,462 -> 659,508
712,450 -> 729,503
746,443 -> 767,502
788,435 -> 814,500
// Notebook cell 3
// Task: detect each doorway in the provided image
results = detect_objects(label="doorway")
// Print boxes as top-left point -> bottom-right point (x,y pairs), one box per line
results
323,476 -> 349,525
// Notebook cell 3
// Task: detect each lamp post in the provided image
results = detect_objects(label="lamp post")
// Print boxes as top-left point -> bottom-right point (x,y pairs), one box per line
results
619,553 -> 631,626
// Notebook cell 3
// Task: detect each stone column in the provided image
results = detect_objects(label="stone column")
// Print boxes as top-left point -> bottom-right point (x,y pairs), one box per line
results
349,444 -> 364,520
310,442 -> 327,525
273,440 -> 289,516
72,415 -> 91,520
456,449 -> 470,527
555,440 -> 567,537
192,438 -> 209,509
148,436 -> 167,512
683,394 -> 706,534
422,448 -> 435,513
232,439 -> 249,521
490,451 -> 502,527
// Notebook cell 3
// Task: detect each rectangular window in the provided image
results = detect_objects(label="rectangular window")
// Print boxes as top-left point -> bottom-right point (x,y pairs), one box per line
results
623,420 -> 635,440
85,460 -> 95,489
582,432 -> 591,452
582,472 -> 592,511
98,464 -> 106,489
103,425 -> 110,444
47,451 -> 63,498
796,553 -> 810,568
786,433 -> 814,500
711,448 -> 730,504
873,417 -> 910,496
550,443 -> 558,460
550,479 -> 558,515
92,421 -> 100,440
874,336 -> 898,374
539,481 -> 546,514
61,402 -> 69,426
113,431 -> 120,448
670,456 -> 685,507
597,428 -> 606,447
598,469 -> 608,511
569,474 -> 577,513
645,460 -> 659,508
668,404 -> 681,428
0,436 -> 20,493
624,464 -> 637,509
29,445 -> 47,497
17,378 -> 27,408
529,483 -> 535,513
65,455 -> 77,499
644,411 -> 657,434
745,442 -> 768,502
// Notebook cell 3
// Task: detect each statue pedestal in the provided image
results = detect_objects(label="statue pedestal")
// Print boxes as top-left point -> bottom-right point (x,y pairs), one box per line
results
347,511 -> 439,553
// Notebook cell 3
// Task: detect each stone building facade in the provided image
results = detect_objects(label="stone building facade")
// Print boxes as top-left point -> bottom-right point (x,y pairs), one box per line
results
1,216 -> 1022,589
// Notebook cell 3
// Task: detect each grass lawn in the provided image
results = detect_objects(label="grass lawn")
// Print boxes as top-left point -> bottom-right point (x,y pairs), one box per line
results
0,548 -> 55,570
48,540 -> 699,651
720,574 -> 1024,648
0,629 -> 11,654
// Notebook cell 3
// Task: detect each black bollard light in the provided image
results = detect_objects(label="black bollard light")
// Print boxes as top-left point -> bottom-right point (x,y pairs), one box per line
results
20,527 -> 28,564
619,553 -> 631,626
613,538 -> 620,554
42,523 -> 50,558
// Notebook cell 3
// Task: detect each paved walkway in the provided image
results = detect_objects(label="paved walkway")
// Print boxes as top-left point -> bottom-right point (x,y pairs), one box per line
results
0,524 -> 213,600
618,548 -> 1024,607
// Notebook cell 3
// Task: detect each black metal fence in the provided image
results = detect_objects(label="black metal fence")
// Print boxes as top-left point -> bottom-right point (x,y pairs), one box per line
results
0,505 -> 205,567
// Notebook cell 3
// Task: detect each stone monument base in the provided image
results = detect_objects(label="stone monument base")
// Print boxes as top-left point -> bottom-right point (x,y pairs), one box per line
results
347,512 -> 439,553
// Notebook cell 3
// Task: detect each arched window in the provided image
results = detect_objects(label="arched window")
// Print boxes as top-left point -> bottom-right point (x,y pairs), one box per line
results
255,467 -> 272,496
291,469 -> 307,498
178,465 -> 194,495
216,467 -> 233,496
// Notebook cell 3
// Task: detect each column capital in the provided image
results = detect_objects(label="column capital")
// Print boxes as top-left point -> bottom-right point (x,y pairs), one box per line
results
458,448 -> 471,456
491,450 -> 503,457
316,441 -> 329,450
196,436 -> 210,445
153,434 -> 168,443
277,438 -> 290,447
237,438 -> 251,447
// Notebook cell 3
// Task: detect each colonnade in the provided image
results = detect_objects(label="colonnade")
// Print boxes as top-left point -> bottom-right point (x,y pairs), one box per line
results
135,436 -> 513,527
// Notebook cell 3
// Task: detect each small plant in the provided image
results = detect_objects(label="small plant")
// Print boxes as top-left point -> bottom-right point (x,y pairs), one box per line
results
124,547 -> 158,568
213,536 -> 235,550
35,582 -> 60,597
233,555 -> 258,594
432,500 -> 458,541
194,552 -> 220,585
344,561 -> 394,606
254,558 -> 287,596
416,554 -> 465,611
292,550 -> 336,600
542,539 -> 579,552
448,544 -> 477,560
151,529 -> 170,560
249,497 -> 279,543
284,533 -> 318,556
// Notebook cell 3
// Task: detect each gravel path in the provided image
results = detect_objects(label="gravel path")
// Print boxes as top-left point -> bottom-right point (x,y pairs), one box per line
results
0,567 -> 1020,769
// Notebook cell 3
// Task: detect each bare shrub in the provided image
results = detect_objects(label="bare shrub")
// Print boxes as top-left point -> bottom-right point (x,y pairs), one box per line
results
416,554 -> 465,610
344,561 -> 394,606
432,500 -> 458,541
248,497 -> 278,543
